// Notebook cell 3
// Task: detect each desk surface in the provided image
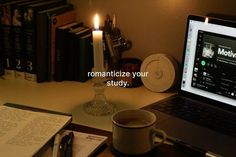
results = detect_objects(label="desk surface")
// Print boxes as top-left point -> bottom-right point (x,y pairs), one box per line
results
67,123 -> 202,157
0,78 -> 201,156
0,78 -> 175,131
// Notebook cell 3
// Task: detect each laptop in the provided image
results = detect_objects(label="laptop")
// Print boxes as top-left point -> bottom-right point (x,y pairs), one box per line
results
143,15 -> 236,157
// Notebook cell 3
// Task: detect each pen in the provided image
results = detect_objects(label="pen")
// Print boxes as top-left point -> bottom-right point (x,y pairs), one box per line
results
65,132 -> 74,157
59,131 -> 74,157
59,134 -> 68,157
53,130 -> 70,157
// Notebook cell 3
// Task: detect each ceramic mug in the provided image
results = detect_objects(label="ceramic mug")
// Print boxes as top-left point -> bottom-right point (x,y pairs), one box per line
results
112,109 -> 167,155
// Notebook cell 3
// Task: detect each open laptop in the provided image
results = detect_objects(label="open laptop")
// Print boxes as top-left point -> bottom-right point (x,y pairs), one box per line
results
143,15 -> 236,157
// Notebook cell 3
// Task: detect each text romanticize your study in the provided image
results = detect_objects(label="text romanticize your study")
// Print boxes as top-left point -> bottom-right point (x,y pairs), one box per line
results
87,71 -> 149,87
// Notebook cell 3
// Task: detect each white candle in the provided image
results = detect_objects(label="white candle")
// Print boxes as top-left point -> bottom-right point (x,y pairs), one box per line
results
92,14 -> 104,72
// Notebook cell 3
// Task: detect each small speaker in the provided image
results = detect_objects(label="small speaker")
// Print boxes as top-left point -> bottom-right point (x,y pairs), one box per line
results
140,53 -> 179,92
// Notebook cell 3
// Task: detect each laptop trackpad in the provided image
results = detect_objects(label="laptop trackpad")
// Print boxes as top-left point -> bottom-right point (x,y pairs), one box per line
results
156,116 -> 236,157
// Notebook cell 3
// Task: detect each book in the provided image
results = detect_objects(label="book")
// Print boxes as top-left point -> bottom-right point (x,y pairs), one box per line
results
0,0 -> 30,79
71,131 -> 107,157
72,131 -> 107,157
0,3 -> 4,76
0,21 -> 3,76
48,9 -> 76,80
36,4 -> 74,82
74,30 -> 93,82
0,103 -> 72,157
66,26 -> 88,80
0,7 -> 2,76
12,0 -> 46,80
54,22 -> 83,81
22,0 -> 66,82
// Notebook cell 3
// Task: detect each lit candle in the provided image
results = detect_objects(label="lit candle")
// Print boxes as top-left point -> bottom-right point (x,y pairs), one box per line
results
92,14 -> 104,72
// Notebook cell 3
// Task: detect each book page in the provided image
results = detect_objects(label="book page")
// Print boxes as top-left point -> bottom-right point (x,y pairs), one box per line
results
72,131 -> 107,157
0,106 -> 71,157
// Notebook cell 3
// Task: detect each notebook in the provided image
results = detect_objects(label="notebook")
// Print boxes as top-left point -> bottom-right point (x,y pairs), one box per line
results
143,15 -> 236,157
0,103 -> 72,157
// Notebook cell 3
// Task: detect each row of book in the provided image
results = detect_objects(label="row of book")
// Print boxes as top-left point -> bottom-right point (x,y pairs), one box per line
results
55,22 -> 93,82
0,0 -> 94,82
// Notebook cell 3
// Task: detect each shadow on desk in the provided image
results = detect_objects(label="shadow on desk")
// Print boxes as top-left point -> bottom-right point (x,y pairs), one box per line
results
66,123 -> 203,157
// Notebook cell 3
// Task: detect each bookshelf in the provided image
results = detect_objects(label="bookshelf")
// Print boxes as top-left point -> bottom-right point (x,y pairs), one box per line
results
0,78 -> 175,131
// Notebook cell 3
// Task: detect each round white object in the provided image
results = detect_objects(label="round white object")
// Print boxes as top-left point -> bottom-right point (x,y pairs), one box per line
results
141,54 -> 179,92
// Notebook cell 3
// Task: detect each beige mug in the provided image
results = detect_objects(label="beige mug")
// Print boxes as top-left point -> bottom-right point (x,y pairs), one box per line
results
112,109 -> 167,155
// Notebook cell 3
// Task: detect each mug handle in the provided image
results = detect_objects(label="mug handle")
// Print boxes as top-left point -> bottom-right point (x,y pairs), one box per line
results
151,128 -> 167,147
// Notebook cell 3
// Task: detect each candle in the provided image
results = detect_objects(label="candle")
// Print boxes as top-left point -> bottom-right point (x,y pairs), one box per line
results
92,14 -> 104,72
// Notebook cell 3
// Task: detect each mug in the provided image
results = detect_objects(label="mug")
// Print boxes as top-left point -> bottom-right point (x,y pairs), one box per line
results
112,109 -> 167,155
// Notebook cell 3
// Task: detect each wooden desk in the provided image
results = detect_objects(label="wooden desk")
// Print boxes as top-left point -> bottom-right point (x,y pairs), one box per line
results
0,79 -> 201,156
67,123 -> 203,157
0,79 -> 175,131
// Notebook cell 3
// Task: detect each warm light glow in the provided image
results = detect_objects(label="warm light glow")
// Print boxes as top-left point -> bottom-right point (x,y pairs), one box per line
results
112,14 -> 116,28
94,14 -> 100,30
204,17 -> 209,24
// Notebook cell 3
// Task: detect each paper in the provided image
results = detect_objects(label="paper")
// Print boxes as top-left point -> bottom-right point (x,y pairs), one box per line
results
72,131 -> 107,157
0,105 -> 71,157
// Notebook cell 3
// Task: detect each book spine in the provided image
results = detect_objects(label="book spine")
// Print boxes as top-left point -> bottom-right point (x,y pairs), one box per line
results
23,7 -> 37,82
36,11 -> 48,83
13,7 -> 25,79
78,34 -> 93,82
23,1 -> 67,82
73,34 -> 80,81
66,31 -> 76,81
1,5 -> 15,79
0,21 -> 4,76
55,28 -> 66,81
48,10 -> 76,81
54,23 -> 84,81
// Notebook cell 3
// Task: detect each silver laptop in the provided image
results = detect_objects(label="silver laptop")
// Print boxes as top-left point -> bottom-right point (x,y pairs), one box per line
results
144,15 -> 236,157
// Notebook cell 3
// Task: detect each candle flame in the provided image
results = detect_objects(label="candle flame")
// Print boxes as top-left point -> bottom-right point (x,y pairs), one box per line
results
94,14 -> 100,30
204,17 -> 209,24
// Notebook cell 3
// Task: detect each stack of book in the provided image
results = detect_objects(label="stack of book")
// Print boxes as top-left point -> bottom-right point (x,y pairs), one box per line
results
0,0 -> 93,82
55,23 -> 93,82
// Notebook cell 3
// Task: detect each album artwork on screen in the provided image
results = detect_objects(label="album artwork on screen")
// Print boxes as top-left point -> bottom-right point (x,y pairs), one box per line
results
191,30 -> 236,99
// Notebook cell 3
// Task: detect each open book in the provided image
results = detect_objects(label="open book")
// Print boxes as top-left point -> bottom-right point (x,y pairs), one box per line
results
0,103 -> 72,157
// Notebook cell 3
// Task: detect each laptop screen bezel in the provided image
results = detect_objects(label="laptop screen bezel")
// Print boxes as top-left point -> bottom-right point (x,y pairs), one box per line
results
179,14 -> 236,113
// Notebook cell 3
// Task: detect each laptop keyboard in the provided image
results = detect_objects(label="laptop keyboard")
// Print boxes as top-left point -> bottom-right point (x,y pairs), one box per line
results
152,97 -> 236,137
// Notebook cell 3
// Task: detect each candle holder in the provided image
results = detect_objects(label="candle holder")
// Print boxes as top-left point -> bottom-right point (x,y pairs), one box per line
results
84,76 -> 115,116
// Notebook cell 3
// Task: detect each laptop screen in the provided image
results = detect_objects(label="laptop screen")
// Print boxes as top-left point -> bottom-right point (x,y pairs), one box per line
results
181,15 -> 236,108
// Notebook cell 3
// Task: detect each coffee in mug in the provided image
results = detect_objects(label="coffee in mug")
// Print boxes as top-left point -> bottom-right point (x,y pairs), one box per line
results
112,109 -> 167,155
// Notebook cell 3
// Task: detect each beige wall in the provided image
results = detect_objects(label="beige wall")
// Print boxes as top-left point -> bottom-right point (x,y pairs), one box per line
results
68,0 -> 236,63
